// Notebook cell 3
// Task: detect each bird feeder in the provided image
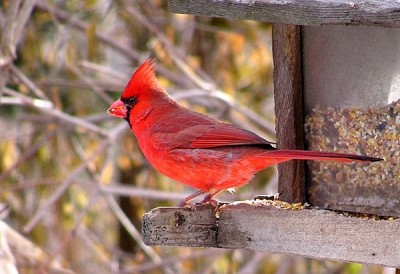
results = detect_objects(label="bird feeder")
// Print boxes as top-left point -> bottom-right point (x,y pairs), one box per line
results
142,0 -> 400,268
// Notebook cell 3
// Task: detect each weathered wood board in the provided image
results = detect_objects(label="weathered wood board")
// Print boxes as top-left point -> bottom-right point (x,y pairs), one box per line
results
168,0 -> 400,27
143,203 -> 400,268
272,24 -> 305,203
142,204 -> 217,247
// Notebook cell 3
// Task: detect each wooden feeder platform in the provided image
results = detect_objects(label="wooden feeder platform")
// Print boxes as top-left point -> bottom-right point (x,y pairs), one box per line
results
143,202 -> 400,268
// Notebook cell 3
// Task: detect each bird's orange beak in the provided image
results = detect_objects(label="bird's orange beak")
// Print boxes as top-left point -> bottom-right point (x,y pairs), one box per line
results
108,99 -> 127,118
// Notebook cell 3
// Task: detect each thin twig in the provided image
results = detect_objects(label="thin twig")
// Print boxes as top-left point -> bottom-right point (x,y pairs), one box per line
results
0,96 -> 51,107
0,0 -> 21,59
0,130 -> 56,184
23,140 -> 110,233
100,184 -> 191,201
38,78 -> 123,92
238,252 -> 265,274
275,256 -> 295,274
34,0 -> 192,88
126,5 -> 214,90
12,0 -> 38,56
75,226 -> 116,271
123,249 -> 224,273
3,88 -> 109,136
0,0 -> 19,100
79,60 -> 127,81
65,62 -> 114,104
0,220 -> 74,274
102,194 -> 176,274
10,62 -> 49,100
0,179 -> 60,193
49,190 -> 104,268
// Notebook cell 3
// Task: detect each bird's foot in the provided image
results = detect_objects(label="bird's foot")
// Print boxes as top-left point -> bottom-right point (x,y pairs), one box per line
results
178,190 -> 205,207
178,190 -> 221,208
199,194 -> 219,207
178,200 -> 193,208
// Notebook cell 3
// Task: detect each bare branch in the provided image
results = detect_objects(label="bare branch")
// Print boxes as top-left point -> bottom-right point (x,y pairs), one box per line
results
65,62 -> 114,104
126,5 -> 214,90
10,64 -> 49,100
38,78 -> 123,92
0,0 -> 21,59
123,249 -> 224,273
12,0 -> 37,54
0,96 -> 52,107
102,194 -> 176,274
0,220 -> 74,274
238,252 -> 265,274
34,0 -> 191,88
23,140 -> 110,233
3,88 -> 109,136
79,60 -> 126,81
100,184 -> 191,201
0,131 -> 56,184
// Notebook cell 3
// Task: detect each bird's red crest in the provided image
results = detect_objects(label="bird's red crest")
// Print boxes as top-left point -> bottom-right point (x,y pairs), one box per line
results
122,58 -> 159,98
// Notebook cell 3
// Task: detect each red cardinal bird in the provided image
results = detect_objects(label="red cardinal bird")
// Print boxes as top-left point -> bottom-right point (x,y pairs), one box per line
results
108,59 -> 381,205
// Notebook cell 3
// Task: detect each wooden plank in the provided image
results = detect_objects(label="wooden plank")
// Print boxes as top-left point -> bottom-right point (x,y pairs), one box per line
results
142,203 -> 400,267
142,204 -> 217,247
168,0 -> 400,27
272,24 -> 305,203
218,204 -> 400,267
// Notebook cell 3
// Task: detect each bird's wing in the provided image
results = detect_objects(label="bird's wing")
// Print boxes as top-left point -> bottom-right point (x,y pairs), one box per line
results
153,123 -> 275,149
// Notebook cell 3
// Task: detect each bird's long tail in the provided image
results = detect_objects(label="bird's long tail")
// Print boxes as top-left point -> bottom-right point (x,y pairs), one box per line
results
263,149 -> 382,163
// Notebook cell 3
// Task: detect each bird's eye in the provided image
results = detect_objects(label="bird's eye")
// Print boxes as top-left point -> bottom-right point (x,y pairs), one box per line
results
127,97 -> 136,106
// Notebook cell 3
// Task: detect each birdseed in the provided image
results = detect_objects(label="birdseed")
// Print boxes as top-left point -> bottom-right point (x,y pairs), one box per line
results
304,99 -> 400,216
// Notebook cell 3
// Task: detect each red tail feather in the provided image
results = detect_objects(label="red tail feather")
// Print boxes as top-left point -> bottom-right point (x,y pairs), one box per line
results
264,149 -> 381,163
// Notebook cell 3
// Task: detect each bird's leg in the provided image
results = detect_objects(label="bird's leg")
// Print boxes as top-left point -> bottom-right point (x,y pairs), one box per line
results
200,190 -> 224,207
179,190 -> 205,207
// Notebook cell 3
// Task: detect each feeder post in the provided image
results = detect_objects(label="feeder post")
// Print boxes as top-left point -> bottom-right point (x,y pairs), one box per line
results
272,24 -> 305,203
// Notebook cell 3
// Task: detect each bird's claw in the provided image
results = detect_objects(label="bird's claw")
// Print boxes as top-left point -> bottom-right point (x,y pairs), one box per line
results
200,195 -> 219,207
178,201 -> 193,208
178,191 -> 219,208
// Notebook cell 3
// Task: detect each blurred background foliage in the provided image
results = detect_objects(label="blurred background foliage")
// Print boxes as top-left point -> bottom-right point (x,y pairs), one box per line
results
0,0 -> 389,273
